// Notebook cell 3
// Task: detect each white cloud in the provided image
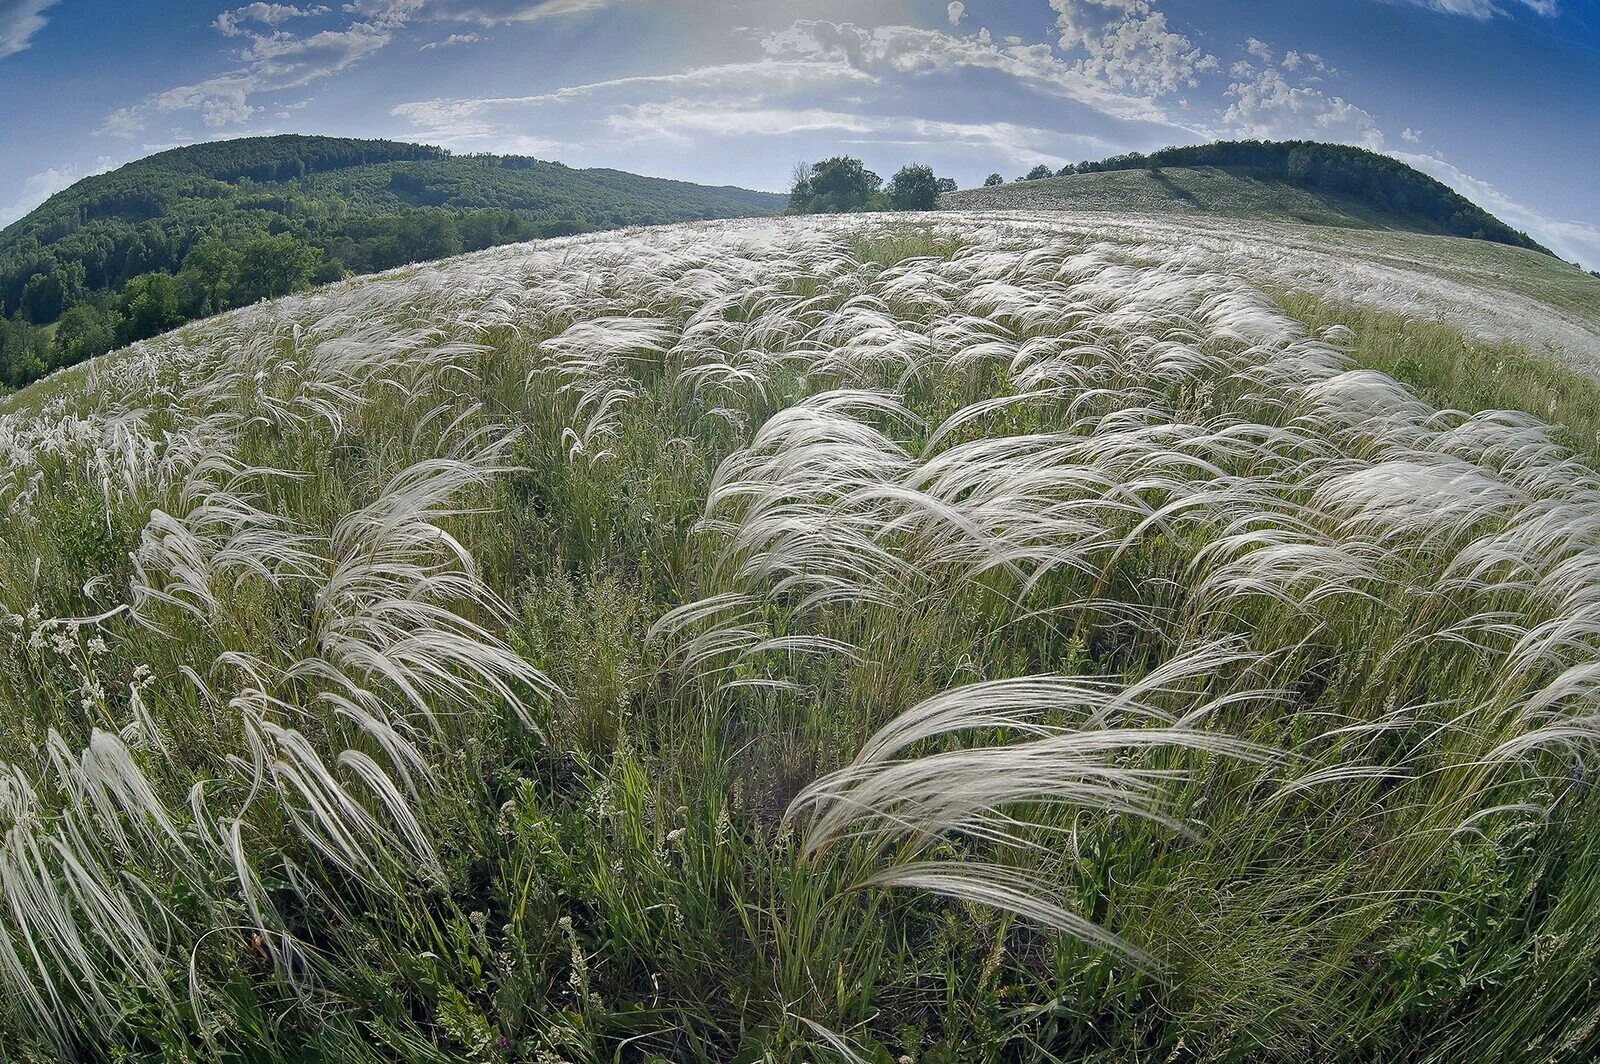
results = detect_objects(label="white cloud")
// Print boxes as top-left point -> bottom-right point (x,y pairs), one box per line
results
214,4 -> 329,37
345,0 -> 643,26
600,100 -> 1108,168
241,22 -> 390,67
1281,50 -> 1301,70
1393,150 -> 1600,270
155,76 -> 261,127
759,20 -> 1180,124
392,17 -> 1144,176
1245,37 -> 1273,62
420,31 -> 483,49
100,22 -> 391,133
392,54 -> 875,152
1390,0 -> 1556,18
1048,0 -> 1217,98
0,0 -> 58,60
100,0 -> 642,137
1222,64 -> 1383,148
397,56 -> 871,116
1401,126 -> 1421,142
947,2 -> 965,26
0,156 -> 118,227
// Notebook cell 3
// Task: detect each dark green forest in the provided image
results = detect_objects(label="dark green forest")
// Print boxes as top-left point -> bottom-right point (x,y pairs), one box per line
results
0,135 -> 783,389
1050,140 -> 1549,254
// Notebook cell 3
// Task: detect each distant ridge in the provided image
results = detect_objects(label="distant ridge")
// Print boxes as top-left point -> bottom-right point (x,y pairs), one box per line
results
948,139 -> 1549,255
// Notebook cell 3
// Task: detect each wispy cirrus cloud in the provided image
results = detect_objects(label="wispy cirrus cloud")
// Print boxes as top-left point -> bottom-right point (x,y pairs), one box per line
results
213,4 -> 329,37
0,0 -> 59,60
1384,0 -> 1556,18
420,31 -> 483,50
100,22 -> 392,133
347,0 -> 645,26
391,14 -> 1197,174
391,55 -> 875,138
604,101 -> 1113,169
390,54 -> 875,159
758,19 -> 1181,124
98,0 -> 649,137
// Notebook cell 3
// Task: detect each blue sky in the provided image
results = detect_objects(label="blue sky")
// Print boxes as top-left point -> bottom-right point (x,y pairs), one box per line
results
0,0 -> 1596,267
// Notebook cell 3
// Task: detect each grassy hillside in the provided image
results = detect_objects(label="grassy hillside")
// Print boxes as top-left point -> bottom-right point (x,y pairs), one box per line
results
946,164 -> 1454,228
1,214 -> 1600,1060
939,192 -> 1600,371
969,140 -> 1550,255
0,135 -> 784,389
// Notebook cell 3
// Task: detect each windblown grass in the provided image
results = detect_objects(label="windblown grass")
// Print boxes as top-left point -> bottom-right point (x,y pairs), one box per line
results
0,214 -> 1595,1061
1283,291 -> 1600,461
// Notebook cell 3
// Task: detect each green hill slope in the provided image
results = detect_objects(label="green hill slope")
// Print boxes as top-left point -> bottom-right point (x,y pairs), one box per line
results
0,135 -> 784,387
948,140 -> 1550,255
942,146 -> 1600,367
946,165 -> 1440,228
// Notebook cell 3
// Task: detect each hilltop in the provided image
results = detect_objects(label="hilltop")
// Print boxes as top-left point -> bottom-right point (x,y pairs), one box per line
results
0,135 -> 784,386
947,140 -> 1550,253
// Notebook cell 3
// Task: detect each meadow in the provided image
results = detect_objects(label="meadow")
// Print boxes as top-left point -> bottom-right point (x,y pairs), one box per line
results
0,212 -> 1597,1061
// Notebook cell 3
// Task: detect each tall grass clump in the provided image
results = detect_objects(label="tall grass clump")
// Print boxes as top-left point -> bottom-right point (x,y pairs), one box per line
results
0,212 -> 1594,1060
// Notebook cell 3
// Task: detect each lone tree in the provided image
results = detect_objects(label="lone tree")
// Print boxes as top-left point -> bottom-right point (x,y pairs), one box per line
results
888,164 -> 940,211
787,162 -> 813,214
789,157 -> 884,213
233,233 -> 321,305
935,177 -> 958,194
983,173 -> 1004,187
115,273 -> 183,345
1023,164 -> 1055,181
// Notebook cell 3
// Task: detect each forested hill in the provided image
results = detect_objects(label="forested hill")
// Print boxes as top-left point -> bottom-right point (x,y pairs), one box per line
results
0,135 -> 784,389
953,140 -> 1550,256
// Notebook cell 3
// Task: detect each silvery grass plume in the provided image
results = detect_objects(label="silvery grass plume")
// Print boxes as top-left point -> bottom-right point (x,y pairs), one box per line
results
783,658 -> 1277,968
0,210 -> 1591,1054
617,217 -> 1600,981
0,280 -> 565,1049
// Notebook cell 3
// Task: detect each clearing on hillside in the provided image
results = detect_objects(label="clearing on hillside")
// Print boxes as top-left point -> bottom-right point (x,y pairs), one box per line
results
0,213 -> 1598,1061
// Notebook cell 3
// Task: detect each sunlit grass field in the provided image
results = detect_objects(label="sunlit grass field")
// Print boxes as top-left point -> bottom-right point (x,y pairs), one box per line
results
1,215 -> 1599,1061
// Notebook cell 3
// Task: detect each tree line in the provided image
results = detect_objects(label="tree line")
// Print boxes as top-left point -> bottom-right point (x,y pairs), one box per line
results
0,208 -> 593,389
786,159 -> 956,214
